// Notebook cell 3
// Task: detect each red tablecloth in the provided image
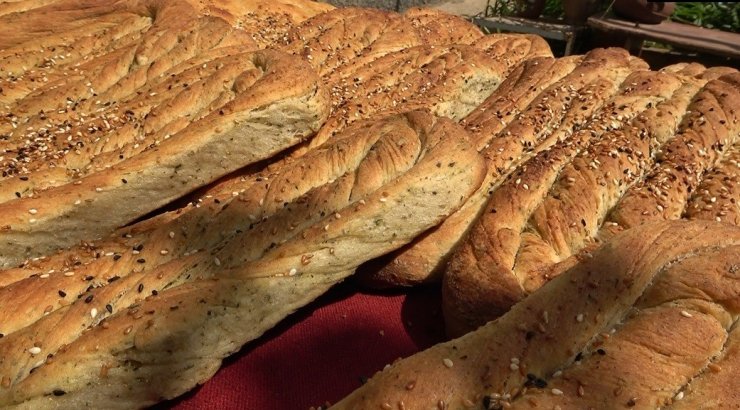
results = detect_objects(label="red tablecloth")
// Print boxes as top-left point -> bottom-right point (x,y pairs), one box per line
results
162,279 -> 446,409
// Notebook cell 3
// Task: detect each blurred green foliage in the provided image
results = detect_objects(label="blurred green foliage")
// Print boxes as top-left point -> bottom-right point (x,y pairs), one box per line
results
542,0 -> 565,18
671,2 -> 739,32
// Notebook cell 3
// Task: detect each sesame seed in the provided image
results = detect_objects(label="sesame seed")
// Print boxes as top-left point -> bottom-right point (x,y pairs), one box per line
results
214,257 -> 221,266
90,308 -> 98,318
168,231 -> 175,239
39,273 -> 49,279
28,347 -> 41,355
288,268 -> 297,276
552,370 -> 562,378
576,313 -> 584,322
29,218 -> 36,223
680,310 -> 693,318
510,357 -> 520,364
551,388 -> 564,396
379,197 -> 387,202
28,209 -> 37,214
160,250 -> 168,255
95,187 -> 102,192
510,363 -> 519,371
442,358 -> 453,368
675,391 -> 684,400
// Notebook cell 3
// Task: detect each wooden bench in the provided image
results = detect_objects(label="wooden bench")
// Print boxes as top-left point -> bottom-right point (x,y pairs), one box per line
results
587,16 -> 740,60
473,16 -> 585,55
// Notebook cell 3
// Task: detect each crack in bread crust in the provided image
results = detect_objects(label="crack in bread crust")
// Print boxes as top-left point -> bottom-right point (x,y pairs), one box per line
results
443,67 -> 740,336
0,111 -> 487,409
369,48 -> 647,289
332,221 -> 740,410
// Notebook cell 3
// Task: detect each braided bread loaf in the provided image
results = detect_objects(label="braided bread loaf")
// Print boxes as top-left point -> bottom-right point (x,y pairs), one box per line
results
334,220 -> 740,409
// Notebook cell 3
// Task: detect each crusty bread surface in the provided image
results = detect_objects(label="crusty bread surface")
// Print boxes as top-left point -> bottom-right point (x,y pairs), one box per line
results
0,110 -> 486,409
333,220 -> 740,409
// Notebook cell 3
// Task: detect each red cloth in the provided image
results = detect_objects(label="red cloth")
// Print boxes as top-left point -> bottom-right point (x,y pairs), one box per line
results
162,280 -> 445,409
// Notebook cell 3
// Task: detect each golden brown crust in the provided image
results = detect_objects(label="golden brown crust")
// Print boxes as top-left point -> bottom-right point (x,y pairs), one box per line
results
365,48 -> 646,288
685,144 -> 740,225
669,324 -> 740,409
443,68 -> 740,336
403,7 -> 483,45
0,111 -> 486,409
0,48 -> 329,267
0,0 -> 58,17
333,220 -> 740,410
608,72 -> 740,229
300,44 -> 508,155
472,33 -> 553,71
278,7 -> 422,78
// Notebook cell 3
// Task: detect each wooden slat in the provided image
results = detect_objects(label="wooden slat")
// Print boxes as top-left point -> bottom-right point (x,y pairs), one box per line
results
588,16 -> 740,59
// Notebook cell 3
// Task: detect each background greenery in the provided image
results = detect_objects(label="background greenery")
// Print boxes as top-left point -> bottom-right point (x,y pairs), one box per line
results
670,2 -> 739,32
523,0 -> 740,33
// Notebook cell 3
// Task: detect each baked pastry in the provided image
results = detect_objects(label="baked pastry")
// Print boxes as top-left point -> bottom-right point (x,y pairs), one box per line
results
0,47 -> 329,267
365,48 -> 648,287
444,68 -> 739,335
472,33 -> 553,70
606,71 -> 740,230
333,220 -> 740,409
685,143 -> 739,225
0,110 -> 486,408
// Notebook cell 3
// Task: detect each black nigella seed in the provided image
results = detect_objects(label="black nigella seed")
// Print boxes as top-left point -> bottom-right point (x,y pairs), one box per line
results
106,304 -> 113,313
84,295 -> 94,303
58,290 -> 66,298
138,284 -> 144,293
52,390 -> 66,396
597,348 -> 606,356
136,258 -> 146,264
